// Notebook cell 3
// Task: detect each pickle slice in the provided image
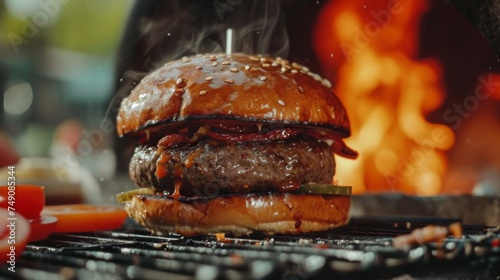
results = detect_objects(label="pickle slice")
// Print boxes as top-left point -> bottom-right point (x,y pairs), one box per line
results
115,184 -> 351,203
115,188 -> 155,204
295,184 -> 352,195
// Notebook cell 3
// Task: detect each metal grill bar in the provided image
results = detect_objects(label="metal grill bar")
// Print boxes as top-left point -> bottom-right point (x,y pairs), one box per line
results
2,217 -> 499,280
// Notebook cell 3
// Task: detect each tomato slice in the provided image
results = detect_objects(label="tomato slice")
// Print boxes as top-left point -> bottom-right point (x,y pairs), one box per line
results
28,215 -> 58,242
0,185 -> 45,219
41,204 -> 127,233
0,209 -> 30,263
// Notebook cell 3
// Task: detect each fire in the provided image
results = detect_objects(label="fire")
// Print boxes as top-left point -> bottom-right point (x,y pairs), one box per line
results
314,0 -> 454,195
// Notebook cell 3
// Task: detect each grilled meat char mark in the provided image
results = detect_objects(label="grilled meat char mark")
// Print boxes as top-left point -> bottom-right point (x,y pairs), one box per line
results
129,137 -> 336,197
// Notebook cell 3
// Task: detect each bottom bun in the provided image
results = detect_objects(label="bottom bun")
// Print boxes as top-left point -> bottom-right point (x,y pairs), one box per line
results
125,192 -> 350,236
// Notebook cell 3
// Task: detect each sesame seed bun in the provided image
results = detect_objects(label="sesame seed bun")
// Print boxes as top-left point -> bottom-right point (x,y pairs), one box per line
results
116,53 -> 351,137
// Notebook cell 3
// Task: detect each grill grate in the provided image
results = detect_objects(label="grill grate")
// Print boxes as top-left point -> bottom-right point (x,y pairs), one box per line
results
3,217 -> 500,280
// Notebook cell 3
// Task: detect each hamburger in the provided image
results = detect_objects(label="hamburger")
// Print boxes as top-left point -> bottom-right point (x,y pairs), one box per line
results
116,53 -> 358,236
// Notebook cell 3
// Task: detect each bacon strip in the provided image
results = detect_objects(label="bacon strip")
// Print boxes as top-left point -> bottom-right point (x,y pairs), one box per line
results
158,134 -> 189,148
301,128 -> 358,159
213,123 -> 258,133
330,138 -> 359,159
393,223 -> 462,248
206,128 -> 302,142
155,124 -> 359,159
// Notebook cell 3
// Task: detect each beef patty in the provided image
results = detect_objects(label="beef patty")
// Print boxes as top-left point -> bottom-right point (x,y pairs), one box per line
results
129,138 -> 336,196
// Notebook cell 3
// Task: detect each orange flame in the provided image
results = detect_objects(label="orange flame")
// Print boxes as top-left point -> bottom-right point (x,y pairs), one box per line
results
314,0 -> 455,195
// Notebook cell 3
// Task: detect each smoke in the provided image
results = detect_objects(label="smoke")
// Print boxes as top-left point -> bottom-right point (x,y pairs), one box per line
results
110,0 -> 289,118
136,0 -> 289,72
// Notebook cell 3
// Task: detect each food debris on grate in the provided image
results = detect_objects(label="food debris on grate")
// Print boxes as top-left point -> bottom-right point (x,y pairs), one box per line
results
3,217 -> 500,279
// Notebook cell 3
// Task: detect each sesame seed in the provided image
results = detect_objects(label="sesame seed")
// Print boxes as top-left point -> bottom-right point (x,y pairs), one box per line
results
323,79 -> 332,88
278,100 -> 285,106
176,78 -> 183,85
205,76 -> 213,81
196,66 -> 203,70
292,62 -> 301,69
175,88 -> 185,93
297,85 -> 305,93
281,67 -> 287,73
250,56 -> 259,61
291,69 -> 298,74
212,62 -> 218,67
271,62 -> 278,67
302,66 -> 310,72
259,76 -> 267,81
222,61 -> 231,65
196,54 -> 203,57
260,57 -> 267,62
262,63 -> 270,68
250,68 -> 257,72
210,56 -> 217,61
225,79 -> 234,84
229,67 -> 239,72
244,65 -> 250,71
182,59 -> 191,63
199,90 -> 207,95
276,57 -> 282,61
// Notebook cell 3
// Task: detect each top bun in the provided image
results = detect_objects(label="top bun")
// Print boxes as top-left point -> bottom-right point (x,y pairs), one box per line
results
117,53 -> 351,137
